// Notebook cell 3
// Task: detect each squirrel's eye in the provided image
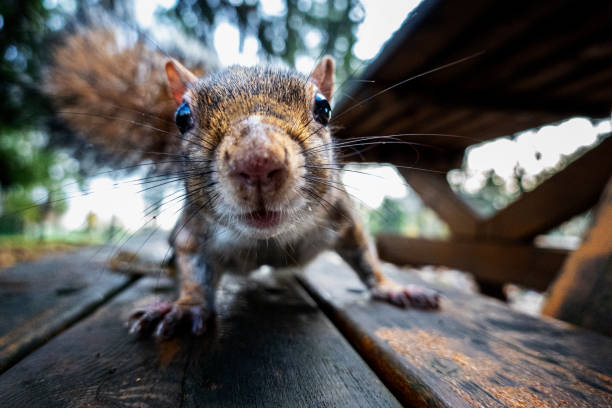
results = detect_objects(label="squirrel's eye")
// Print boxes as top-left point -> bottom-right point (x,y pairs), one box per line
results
313,93 -> 331,125
175,102 -> 193,133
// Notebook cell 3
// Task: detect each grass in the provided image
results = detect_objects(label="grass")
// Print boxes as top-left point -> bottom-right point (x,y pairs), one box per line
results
0,230 -> 108,269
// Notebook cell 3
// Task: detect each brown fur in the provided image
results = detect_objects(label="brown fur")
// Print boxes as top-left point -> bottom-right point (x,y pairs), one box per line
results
47,26 -> 440,339
45,26 -> 215,169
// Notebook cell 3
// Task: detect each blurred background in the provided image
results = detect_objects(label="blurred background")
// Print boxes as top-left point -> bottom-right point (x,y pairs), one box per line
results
0,0 -> 610,301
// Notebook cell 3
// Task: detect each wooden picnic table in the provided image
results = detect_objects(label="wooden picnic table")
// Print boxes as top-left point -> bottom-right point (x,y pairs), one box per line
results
332,0 -> 612,314
0,237 -> 610,407
2,1 -> 611,406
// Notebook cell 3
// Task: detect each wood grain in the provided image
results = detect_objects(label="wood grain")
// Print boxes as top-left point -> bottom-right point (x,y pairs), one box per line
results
0,271 -> 401,407
543,175 -> 612,336
0,248 -> 135,374
300,252 -> 612,408
0,232 -> 171,374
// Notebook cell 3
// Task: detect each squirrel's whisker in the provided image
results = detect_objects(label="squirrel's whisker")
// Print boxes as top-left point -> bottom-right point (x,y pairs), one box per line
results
331,51 -> 486,123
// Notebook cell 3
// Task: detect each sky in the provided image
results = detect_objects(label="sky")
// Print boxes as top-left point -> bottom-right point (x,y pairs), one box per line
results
455,117 -> 611,195
58,0 -> 612,231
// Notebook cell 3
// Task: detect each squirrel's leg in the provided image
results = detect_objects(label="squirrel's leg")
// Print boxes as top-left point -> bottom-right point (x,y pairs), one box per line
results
335,217 -> 440,309
129,230 -> 221,339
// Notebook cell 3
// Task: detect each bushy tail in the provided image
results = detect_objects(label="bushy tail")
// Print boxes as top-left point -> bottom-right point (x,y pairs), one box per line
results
45,23 -> 215,169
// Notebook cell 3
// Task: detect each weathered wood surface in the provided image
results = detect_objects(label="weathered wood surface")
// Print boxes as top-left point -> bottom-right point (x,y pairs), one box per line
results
376,234 -> 569,291
0,248 -> 134,374
0,271 -> 401,407
0,233 -> 170,374
300,253 -> 612,408
543,175 -> 612,336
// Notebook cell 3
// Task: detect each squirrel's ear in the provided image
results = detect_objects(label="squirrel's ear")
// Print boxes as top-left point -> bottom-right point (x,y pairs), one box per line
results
165,58 -> 198,105
310,56 -> 335,101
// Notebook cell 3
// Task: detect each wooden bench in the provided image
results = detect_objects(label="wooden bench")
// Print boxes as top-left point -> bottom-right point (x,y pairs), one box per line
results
1,240 -> 610,407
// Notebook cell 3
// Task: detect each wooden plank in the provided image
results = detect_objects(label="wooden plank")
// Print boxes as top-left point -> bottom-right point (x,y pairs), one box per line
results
376,234 -> 568,291
336,0 -> 491,100
478,136 -> 612,241
0,232 -> 171,374
397,170 -> 482,237
543,175 -> 612,336
334,1 -> 612,146
299,253 -> 612,408
0,248 -> 134,374
0,272 -> 401,407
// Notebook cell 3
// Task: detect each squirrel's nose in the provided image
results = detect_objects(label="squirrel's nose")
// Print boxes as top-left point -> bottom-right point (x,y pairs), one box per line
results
229,149 -> 288,187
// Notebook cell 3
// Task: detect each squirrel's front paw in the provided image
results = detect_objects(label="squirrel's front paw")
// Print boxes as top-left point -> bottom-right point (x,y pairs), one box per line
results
129,299 -> 211,339
371,281 -> 440,310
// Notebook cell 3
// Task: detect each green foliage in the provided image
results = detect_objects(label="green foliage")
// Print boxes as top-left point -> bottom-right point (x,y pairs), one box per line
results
165,0 -> 364,81
1,129 -> 51,187
366,197 -> 407,234
365,197 -> 450,239
0,0 -> 69,233
456,170 -> 521,217
0,129 -> 78,234
0,0 -> 55,132
0,230 -> 106,247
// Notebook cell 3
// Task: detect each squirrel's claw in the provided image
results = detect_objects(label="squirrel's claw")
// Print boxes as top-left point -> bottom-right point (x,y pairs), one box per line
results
371,282 -> 440,310
129,300 -> 173,336
129,300 -> 210,339
188,305 -> 208,336
154,304 -> 184,339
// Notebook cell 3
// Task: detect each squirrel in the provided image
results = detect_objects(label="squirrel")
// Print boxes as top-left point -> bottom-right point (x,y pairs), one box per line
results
45,24 -> 440,339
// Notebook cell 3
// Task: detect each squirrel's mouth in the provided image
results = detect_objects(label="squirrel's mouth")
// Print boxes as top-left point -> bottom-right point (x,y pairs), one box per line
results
241,210 -> 283,229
